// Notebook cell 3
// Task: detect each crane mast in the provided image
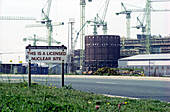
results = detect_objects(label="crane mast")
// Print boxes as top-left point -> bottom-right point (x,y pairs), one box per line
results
145,0 -> 151,54
145,0 -> 170,54
79,0 -> 92,72
80,0 -> 86,72
116,3 -> 134,39
122,3 -> 131,39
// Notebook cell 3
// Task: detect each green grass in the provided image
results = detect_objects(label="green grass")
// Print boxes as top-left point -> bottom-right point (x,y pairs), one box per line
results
0,82 -> 170,112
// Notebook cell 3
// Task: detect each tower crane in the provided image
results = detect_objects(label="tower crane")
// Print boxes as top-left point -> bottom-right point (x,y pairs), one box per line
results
23,34 -> 60,46
131,0 -> 170,53
116,3 -> 145,39
145,0 -> 170,54
89,0 -> 110,35
25,0 -> 64,46
116,3 -> 132,39
79,0 -> 92,72
78,0 -> 109,72
116,1 -> 170,52
132,13 -> 146,38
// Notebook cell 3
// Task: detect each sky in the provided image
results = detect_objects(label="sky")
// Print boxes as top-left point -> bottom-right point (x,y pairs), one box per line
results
0,0 -> 170,63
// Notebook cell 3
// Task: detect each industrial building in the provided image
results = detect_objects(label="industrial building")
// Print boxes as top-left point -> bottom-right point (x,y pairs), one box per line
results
118,54 -> 170,76
85,35 -> 120,71
73,49 -> 81,70
0,63 -> 48,74
120,35 -> 170,58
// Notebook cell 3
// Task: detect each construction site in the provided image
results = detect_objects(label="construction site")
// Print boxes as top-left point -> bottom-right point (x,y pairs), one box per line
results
0,0 -> 170,75
120,35 -> 170,58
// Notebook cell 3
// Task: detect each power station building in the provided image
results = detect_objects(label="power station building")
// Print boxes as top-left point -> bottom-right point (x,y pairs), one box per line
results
85,35 -> 120,71
118,54 -> 170,76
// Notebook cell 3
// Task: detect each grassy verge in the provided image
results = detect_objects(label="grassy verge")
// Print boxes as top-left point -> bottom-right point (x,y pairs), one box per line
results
0,82 -> 170,112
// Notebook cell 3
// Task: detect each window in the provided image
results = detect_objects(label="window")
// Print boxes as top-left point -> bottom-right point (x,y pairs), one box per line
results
161,66 -> 164,70
146,66 -> 148,70
156,66 -> 159,70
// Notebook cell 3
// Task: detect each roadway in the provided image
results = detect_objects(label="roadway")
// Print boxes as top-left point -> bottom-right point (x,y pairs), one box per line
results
0,75 -> 170,102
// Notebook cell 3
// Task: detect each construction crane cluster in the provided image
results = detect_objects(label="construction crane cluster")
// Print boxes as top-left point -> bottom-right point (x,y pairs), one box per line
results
78,0 -> 110,73
0,0 -> 64,47
1,0 -> 170,73
75,0 -> 170,72
116,0 -> 170,54
25,0 -> 64,46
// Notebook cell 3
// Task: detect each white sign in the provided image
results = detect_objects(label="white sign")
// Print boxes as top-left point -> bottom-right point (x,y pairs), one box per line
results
25,45 -> 67,63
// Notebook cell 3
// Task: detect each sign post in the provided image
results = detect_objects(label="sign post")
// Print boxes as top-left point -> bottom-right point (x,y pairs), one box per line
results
62,60 -> 64,87
25,45 -> 67,87
28,60 -> 31,87
28,44 -> 31,87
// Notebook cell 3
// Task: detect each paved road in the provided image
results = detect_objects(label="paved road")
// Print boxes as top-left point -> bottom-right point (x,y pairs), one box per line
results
1,75 -> 170,102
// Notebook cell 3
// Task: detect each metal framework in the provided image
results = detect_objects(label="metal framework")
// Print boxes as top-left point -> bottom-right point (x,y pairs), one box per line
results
23,34 -> 60,46
116,1 -> 170,54
68,18 -> 75,73
25,0 -> 64,46
80,0 -> 86,72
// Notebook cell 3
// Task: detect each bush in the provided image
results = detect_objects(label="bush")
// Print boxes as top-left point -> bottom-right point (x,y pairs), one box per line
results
93,67 -> 119,76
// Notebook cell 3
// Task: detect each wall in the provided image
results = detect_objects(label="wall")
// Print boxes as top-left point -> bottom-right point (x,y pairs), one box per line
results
85,35 -> 120,71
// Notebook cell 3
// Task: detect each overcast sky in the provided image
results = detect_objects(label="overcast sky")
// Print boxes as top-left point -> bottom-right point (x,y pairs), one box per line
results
0,0 -> 170,63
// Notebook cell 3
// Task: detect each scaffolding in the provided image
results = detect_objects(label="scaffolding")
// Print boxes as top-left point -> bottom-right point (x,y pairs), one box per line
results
120,36 -> 170,57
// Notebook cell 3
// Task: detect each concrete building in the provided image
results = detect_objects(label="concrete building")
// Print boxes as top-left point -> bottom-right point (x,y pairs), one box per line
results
118,54 -> 170,76
120,36 -> 170,58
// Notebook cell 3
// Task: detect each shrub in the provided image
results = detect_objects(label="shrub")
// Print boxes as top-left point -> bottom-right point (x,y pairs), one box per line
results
93,67 -> 119,76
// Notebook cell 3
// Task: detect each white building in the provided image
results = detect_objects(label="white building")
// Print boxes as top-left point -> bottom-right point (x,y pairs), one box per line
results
118,54 -> 170,76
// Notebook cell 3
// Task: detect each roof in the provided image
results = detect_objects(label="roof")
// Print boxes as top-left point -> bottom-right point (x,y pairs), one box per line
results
119,54 -> 170,61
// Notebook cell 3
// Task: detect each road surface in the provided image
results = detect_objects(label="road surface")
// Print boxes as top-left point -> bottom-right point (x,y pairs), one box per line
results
0,75 -> 170,102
